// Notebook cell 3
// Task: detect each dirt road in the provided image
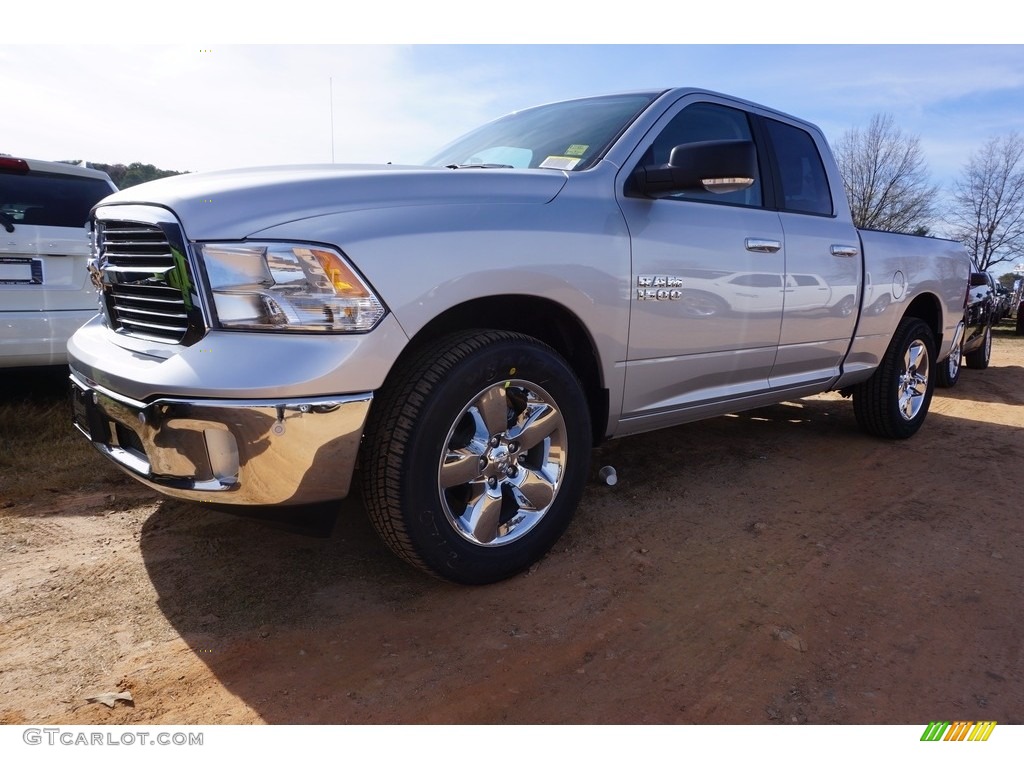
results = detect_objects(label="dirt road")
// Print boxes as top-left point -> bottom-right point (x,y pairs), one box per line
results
1,326 -> 1022,725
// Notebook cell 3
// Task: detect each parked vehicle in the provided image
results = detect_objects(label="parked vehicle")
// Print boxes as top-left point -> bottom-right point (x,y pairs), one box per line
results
938,264 -> 995,387
68,88 -> 971,583
993,284 -> 1012,321
1,157 -> 117,368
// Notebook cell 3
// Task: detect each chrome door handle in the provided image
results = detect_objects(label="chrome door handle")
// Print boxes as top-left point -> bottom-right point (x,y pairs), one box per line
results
745,238 -> 782,253
831,244 -> 859,258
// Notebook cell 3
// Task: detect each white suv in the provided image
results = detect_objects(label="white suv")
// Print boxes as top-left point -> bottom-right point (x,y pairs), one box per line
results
1,157 -> 117,367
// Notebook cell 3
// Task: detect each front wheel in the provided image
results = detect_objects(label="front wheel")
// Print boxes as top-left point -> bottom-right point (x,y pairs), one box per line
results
853,317 -> 936,439
360,330 -> 592,584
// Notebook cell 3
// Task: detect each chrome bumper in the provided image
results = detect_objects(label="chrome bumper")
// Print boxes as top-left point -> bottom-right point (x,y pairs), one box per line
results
70,372 -> 371,505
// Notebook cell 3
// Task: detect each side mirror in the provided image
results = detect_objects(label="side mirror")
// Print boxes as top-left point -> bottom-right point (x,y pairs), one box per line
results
969,272 -> 990,288
633,140 -> 757,197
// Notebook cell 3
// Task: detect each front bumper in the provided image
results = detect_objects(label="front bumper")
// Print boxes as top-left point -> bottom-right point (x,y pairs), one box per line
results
70,371 -> 371,505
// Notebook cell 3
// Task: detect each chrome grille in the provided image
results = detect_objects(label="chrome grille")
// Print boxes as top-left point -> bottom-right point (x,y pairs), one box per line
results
97,218 -> 202,344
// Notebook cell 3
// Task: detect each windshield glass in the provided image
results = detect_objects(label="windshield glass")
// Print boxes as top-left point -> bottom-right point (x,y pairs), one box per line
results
423,93 -> 659,171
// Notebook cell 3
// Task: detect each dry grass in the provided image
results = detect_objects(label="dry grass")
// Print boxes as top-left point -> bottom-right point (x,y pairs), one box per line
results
993,314 -> 1024,344
0,367 -> 121,510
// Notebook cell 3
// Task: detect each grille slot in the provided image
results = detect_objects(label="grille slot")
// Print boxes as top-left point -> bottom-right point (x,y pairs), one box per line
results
98,219 -> 200,344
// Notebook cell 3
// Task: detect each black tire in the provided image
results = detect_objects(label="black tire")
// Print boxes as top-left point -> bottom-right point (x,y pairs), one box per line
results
935,339 -> 961,388
853,317 -> 936,439
360,330 -> 592,584
964,323 -> 992,369
832,294 -> 856,318
678,290 -> 728,318
867,293 -> 891,316
1017,303 -> 1024,335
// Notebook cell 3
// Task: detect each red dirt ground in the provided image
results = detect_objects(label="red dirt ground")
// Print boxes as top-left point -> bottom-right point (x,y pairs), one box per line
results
1,330 -> 1022,726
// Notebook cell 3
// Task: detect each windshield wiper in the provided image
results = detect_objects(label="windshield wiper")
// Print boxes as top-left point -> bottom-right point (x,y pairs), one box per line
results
445,163 -> 515,170
0,211 -> 15,233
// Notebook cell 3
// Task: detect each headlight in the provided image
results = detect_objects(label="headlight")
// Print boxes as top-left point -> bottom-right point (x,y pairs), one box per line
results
197,242 -> 385,332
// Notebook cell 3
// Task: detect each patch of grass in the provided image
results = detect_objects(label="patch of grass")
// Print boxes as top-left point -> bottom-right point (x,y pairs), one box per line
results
0,369 -> 122,508
993,315 -> 1024,343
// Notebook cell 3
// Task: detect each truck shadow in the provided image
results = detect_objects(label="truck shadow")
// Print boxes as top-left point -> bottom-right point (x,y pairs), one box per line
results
137,387 -> 1024,724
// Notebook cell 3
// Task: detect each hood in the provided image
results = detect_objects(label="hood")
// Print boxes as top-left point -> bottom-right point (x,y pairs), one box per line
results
94,164 -> 569,240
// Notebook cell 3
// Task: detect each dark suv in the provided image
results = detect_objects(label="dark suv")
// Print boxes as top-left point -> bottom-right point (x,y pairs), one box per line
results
937,265 -> 995,387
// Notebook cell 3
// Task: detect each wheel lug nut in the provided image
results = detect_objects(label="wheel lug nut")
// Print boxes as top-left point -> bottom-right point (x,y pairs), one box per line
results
509,442 -> 519,453
487,476 -> 498,488
490,436 -> 500,447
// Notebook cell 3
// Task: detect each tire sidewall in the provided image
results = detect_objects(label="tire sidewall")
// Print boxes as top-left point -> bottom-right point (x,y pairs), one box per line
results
965,323 -> 993,369
396,336 -> 591,583
887,320 -> 936,437
854,317 -> 937,440
834,295 -> 856,318
937,342 -> 961,388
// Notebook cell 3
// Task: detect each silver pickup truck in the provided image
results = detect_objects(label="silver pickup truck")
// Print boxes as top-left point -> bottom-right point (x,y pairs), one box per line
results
68,88 -> 970,583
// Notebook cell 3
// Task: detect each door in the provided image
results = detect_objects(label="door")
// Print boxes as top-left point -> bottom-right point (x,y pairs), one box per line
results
616,98 -> 785,427
761,117 -> 861,388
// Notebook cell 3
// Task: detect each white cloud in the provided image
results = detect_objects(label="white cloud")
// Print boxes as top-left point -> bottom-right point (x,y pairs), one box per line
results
1,45 -> 516,171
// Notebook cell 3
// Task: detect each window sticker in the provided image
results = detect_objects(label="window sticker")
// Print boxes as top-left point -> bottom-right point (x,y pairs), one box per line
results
564,144 -> 589,157
539,156 -> 581,170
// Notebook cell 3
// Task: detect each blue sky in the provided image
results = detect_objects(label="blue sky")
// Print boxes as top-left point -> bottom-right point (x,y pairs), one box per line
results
6,44 -> 1021,180
4,5 -> 1021,270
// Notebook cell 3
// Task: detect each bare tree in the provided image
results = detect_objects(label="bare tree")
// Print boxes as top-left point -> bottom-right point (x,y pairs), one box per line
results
834,113 -> 939,233
948,132 -> 1024,273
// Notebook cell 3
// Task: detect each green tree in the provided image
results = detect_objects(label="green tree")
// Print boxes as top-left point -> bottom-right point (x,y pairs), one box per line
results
57,160 -> 188,189
997,272 -> 1017,290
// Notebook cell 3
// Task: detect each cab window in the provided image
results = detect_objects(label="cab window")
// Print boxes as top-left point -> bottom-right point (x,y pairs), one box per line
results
641,102 -> 762,207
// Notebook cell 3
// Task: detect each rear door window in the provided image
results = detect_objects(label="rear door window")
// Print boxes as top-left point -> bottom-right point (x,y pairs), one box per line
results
764,119 -> 833,216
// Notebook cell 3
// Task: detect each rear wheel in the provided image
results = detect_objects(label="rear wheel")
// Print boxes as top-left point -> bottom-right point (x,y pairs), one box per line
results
360,330 -> 592,584
832,294 -> 856,318
935,339 -> 961,388
853,317 -> 935,439
964,323 -> 992,369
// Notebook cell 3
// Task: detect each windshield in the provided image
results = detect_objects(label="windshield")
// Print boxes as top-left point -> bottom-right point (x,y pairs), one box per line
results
423,93 -> 659,171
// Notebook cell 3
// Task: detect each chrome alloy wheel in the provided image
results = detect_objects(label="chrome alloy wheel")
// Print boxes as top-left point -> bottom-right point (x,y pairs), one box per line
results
898,338 -> 930,421
946,340 -> 961,379
438,380 -> 566,547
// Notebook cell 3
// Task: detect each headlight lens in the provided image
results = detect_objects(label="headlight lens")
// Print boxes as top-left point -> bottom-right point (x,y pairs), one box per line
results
197,242 -> 385,332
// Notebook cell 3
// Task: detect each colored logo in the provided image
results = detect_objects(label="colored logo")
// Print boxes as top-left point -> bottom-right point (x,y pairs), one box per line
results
920,721 -> 996,741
